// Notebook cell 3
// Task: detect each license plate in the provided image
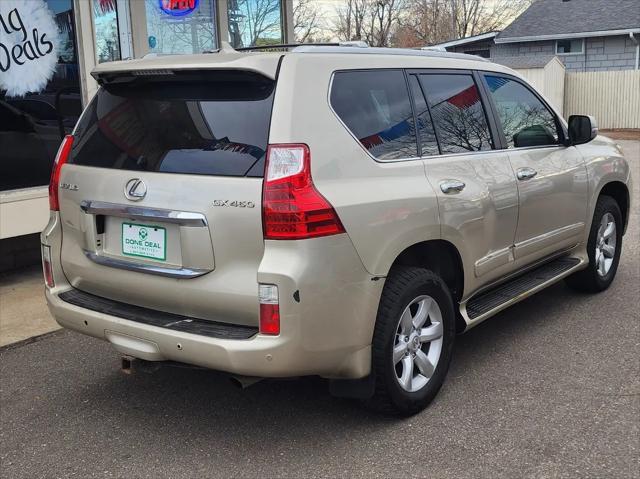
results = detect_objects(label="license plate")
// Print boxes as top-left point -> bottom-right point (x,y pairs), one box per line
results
122,223 -> 166,261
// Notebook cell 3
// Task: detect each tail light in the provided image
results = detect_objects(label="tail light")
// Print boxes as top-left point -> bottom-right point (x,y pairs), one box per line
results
259,284 -> 280,335
49,135 -> 74,211
42,245 -> 54,288
262,144 -> 345,240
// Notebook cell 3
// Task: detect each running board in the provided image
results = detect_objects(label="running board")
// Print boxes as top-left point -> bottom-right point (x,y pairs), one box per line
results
461,257 -> 583,329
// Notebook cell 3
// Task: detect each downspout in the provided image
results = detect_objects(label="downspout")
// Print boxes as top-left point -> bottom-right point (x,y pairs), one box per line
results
630,32 -> 639,70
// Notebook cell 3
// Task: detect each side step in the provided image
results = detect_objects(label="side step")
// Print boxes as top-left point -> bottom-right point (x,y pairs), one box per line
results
463,257 -> 582,324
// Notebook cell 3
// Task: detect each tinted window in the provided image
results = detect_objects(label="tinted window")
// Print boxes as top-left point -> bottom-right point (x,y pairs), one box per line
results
408,75 -> 439,157
331,70 -> 417,160
485,76 -> 559,148
419,74 -> 493,154
0,0 -> 81,192
70,72 -> 275,177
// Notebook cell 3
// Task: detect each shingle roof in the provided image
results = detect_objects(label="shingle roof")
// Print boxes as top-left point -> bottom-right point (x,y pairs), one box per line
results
497,0 -> 640,41
492,55 -> 562,69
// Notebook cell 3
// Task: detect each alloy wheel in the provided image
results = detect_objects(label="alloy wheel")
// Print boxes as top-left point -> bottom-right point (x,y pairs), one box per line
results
595,212 -> 617,277
393,295 -> 444,393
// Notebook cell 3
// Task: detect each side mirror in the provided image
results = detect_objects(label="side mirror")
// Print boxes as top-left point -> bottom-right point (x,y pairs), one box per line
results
568,115 -> 598,145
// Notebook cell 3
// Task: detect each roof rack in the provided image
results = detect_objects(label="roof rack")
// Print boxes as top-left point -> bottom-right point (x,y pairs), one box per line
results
291,45 -> 491,62
234,41 -> 368,52
207,41 -> 489,62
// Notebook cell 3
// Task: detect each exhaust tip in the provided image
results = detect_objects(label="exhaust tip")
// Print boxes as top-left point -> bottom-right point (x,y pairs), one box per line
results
229,375 -> 263,389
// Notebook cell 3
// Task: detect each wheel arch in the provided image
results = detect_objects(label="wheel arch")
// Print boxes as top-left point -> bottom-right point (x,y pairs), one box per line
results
598,181 -> 630,235
389,240 -> 466,332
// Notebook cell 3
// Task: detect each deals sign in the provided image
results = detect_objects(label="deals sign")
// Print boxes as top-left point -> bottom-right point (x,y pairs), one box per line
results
0,0 -> 59,97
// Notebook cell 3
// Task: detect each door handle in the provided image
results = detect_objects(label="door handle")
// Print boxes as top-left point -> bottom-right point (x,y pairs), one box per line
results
517,167 -> 538,181
440,179 -> 466,194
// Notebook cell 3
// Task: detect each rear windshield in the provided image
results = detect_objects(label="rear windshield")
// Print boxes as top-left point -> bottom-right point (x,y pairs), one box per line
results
69,71 -> 275,177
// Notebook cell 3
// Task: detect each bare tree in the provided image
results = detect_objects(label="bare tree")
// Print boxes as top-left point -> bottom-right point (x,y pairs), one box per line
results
395,0 -> 453,47
293,0 -> 325,43
335,0 -> 406,47
336,0 -> 368,43
228,0 -> 282,48
451,0 -> 531,38
396,0 -> 532,48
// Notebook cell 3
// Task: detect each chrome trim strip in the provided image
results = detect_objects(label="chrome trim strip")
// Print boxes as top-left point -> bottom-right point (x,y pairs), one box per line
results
514,223 -> 584,259
80,201 -> 208,227
83,250 -> 212,279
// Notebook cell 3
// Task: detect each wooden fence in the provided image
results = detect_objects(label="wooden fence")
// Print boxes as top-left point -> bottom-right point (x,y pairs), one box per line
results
564,70 -> 640,129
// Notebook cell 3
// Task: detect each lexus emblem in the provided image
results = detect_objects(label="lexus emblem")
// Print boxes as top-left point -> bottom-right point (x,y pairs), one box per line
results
124,178 -> 147,201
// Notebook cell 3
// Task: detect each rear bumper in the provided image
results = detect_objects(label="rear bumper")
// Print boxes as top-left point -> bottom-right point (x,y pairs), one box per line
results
43,210 -> 383,379
47,285 -> 371,379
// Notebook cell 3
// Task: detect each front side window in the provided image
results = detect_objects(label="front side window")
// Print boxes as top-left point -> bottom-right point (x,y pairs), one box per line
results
418,74 -> 493,154
485,75 -> 560,148
330,70 -> 418,161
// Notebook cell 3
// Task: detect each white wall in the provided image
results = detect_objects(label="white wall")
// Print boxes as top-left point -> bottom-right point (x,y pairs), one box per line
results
565,70 -> 640,129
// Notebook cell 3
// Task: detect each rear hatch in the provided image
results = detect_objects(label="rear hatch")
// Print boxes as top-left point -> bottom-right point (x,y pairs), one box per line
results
58,65 -> 280,326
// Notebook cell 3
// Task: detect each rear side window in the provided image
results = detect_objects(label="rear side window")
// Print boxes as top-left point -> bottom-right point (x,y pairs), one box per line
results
69,71 -> 275,177
484,75 -> 560,148
418,74 -> 493,154
330,70 -> 417,161
408,75 -> 439,157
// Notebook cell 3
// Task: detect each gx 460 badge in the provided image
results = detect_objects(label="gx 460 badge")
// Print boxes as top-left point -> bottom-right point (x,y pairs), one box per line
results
213,200 -> 256,208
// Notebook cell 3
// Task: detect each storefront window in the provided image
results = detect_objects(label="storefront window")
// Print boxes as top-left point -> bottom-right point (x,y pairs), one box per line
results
145,0 -> 218,54
228,0 -> 283,48
92,0 -> 122,63
0,0 -> 82,192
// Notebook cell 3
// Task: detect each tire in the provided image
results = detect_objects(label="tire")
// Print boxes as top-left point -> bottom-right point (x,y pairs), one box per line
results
566,195 -> 623,293
366,267 -> 456,416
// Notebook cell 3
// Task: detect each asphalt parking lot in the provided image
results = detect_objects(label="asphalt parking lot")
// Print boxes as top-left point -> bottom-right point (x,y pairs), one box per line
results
1,140 -> 638,479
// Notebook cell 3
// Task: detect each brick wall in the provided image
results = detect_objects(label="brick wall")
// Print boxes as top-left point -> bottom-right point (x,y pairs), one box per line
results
491,35 -> 638,72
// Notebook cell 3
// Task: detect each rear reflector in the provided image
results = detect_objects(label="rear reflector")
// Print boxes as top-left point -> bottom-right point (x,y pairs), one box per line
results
42,245 -> 54,288
263,144 -> 345,240
259,284 -> 280,335
49,135 -> 74,211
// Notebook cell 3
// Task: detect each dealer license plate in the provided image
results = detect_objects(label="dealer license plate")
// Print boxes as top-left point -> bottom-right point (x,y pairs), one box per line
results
122,223 -> 166,261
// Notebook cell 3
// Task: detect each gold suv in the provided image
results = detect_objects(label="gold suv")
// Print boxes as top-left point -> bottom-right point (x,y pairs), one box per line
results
42,44 -> 632,415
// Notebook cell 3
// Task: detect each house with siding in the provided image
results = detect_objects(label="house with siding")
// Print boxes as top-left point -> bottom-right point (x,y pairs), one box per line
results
428,0 -> 640,72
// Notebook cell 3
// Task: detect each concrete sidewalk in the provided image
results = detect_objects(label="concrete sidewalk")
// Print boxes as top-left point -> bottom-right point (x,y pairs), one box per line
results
0,265 -> 59,347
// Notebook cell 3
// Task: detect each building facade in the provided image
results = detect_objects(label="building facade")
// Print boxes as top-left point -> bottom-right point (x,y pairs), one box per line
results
0,0 -> 294,249
492,35 -> 639,73
436,0 -> 640,73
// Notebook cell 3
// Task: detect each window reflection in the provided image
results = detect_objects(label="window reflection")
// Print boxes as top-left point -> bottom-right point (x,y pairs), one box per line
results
0,0 -> 81,192
92,0 -> 122,63
330,70 -> 418,161
485,76 -> 559,148
228,0 -> 283,48
419,74 -> 493,154
408,75 -> 439,157
69,75 -> 275,177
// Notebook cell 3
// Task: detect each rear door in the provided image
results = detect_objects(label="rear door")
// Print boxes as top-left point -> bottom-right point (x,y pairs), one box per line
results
58,69 -> 278,326
412,71 -> 520,296
480,73 -> 588,264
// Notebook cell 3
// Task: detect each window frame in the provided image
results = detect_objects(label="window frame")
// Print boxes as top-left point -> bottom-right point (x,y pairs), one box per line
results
477,71 -> 569,151
555,38 -> 585,56
407,68 -> 499,157
327,68 -> 422,163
